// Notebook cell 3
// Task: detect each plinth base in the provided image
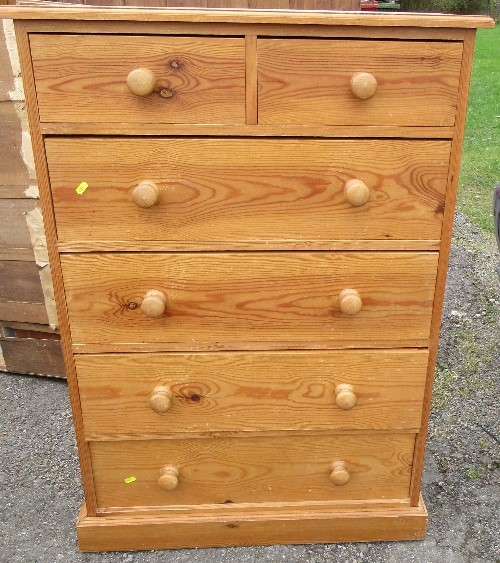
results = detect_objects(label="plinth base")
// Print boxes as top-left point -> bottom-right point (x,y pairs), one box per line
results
77,498 -> 428,552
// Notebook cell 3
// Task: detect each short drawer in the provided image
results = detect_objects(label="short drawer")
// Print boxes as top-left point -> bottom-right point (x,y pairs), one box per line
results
60,251 -> 438,351
90,433 -> 415,508
77,349 -> 428,439
45,137 -> 450,248
30,35 -> 246,124
258,39 -> 462,126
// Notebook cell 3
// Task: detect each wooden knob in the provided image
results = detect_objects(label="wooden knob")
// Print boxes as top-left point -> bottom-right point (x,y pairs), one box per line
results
350,72 -> 377,100
339,288 -> 362,316
149,386 -> 172,413
330,461 -> 350,486
344,179 -> 370,207
335,383 -> 357,410
127,67 -> 156,96
132,181 -> 160,209
158,465 -> 179,491
141,290 -> 167,318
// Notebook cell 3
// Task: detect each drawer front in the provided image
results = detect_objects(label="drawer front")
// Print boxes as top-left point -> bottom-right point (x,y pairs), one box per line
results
258,39 -> 462,126
46,138 -> 450,247
61,252 -> 438,350
90,433 -> 415,508
30,35 -> 246,124
77,349 -> 428,439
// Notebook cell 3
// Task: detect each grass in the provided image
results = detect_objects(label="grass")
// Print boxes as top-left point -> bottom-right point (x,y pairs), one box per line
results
458,24 -> 500,233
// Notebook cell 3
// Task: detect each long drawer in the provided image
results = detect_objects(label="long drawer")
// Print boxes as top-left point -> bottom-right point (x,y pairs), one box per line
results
90,433 -> 415,508
258,39 -> 462,126
30,35 -> 246,124
45,138 -> 450,248
60,251 -> 438,351
77,349 -> 428,439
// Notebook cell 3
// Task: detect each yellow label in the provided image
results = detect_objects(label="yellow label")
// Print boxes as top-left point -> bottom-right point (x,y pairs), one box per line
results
76,181 -> 88,195
124,476 -> 137,484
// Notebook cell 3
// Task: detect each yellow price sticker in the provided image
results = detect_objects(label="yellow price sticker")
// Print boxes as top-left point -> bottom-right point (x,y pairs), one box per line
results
76,181 -> 88,195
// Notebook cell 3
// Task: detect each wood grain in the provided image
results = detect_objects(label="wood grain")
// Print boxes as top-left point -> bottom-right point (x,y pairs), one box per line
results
20,19 -> 471,41
45,138 -> 450,247
60,251 -> 438,350
90,433 -> 415,507
0,260 -> 45,302
14,20 -> 99,515
39,122 -> 457,138
1,6 -> 493,28
0,335 -> 65,377
77,498 -> 427,550
30,35 -> 246,124
0,199 -> 36,255
245,34 -> 257,125
76,349 -> 428,439
258,39 -> 463,127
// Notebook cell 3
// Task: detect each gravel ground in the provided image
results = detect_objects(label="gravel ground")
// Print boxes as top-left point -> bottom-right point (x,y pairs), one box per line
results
1,211 -> 498,563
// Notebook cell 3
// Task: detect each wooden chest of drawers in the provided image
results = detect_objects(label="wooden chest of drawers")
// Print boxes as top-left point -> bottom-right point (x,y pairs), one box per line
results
2,5 -> 493,552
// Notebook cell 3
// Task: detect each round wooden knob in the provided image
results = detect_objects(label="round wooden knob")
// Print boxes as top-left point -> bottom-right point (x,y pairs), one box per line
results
141,290 -> 167,318
330,461 -> 350,486
149,386 -> 173,413
350,72 -> 377,100
127,67 -> 156,96
344,179 -> 370,207
158,465 -> 179,491
339,288 -> 362,316
131,181 -> 160,209
335,383 -> 357,410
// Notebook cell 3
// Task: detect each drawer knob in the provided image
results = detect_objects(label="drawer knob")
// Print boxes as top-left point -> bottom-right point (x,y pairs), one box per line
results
149,386 -> 173,413
350,72 -> 377,100
330,461 -> 350,486
338,288 -> 362,316
335,383 -> 357,410
127,67 -> 157,97
158,465 -> 179,491
141,290 -> 167,318
132,181 -> 160,209
344,179 -> 370,207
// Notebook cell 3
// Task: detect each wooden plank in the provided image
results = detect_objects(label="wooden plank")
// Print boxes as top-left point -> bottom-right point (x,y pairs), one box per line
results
89,433 -> 415,507
77,498 -> 427,550
0,335 -> 65,376
0,260 -> 45,302
0,247 -> 35,261
19,19 -> 470,40
290,0 -> 332,9
245,34 -> 257,125
249,0 -> 289,7
57,239 -> 441,252
0,6 -> 494,28
0,185 -> 37,199
0,27 -> 15,101
76,349 -> 428,439
0,319 -> 57,333
258,39 -> 463,127
39,122 -> 457,138
409,29 -> 478,506
14,20 -> 98,515
45,138 -> 450,247
207,0 -> 249,7
60,251 -> 438,351
30,34 -> 246,124
0,301 -> 49,324
0,199 -> 36,251
0,102 -> 30,186
167,0 -> 207,5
